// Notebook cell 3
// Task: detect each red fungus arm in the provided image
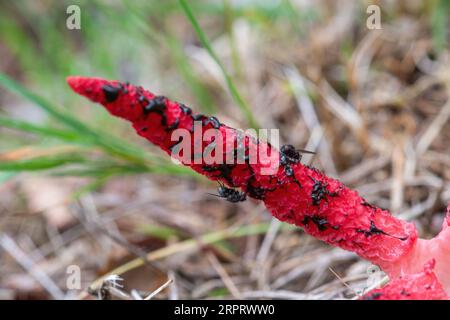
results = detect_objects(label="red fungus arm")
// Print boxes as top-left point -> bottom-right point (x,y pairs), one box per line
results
384,207 -> 450,294
67,76 -> 448,299
362,260 -> 448,300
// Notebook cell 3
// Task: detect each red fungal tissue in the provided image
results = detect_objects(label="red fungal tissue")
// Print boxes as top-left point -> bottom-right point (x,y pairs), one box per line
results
361,260 -> 448,300
67,76 -> 449,300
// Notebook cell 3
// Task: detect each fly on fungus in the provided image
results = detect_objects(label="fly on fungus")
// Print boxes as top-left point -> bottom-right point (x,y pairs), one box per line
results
209,182 -> 247,203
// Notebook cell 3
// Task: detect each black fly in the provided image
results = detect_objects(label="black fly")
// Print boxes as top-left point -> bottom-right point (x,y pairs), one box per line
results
280,144 -> 315,166
280,144 -> 315,188
209,182 -> 246,203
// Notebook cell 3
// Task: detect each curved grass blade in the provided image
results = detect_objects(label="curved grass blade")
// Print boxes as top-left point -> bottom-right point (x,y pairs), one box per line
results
0,116 -> 80,141
0,154 -> 87,171
178,0 -> 258,129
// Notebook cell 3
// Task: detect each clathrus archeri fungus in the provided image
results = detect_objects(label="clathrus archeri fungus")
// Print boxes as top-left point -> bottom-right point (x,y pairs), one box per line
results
67,76 -> 449,300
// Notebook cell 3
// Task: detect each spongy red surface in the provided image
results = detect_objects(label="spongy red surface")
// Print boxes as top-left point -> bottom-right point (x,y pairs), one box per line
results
361,260 -> 448,300
66,76 -> 418,267
384,206 -> 450,295
67,76 -> 450,299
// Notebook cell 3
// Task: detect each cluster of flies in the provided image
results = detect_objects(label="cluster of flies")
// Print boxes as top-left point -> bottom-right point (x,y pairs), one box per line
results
103,82 -> 316,203
207,144 -> 315,203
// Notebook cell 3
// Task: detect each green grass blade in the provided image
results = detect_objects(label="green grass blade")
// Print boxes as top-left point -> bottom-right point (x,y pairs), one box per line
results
430,0 -> 449,53
178,0 -> 259,129
0,116 -> 196,176
118,0 -> 217,113
0,74 -> 94,135
0,154 -> 87,171
138,224 -> 183,240
166,34 -> 218,113
0,116 -> 80,141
